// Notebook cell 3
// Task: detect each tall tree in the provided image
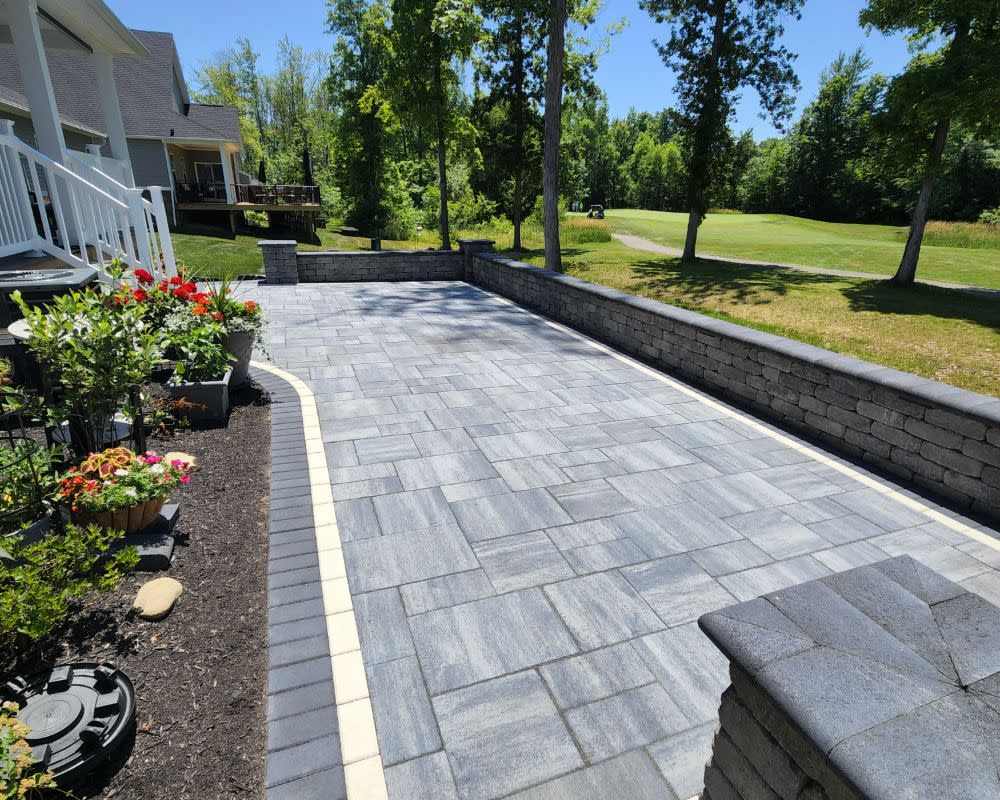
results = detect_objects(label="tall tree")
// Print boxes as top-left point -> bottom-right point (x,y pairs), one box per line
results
543,0 -> 568,271
392,0 -> 479,249
641,0 -> 803,261
861,1 -> 1000,285
326,0 -> 398,232
476,0 -> 547,250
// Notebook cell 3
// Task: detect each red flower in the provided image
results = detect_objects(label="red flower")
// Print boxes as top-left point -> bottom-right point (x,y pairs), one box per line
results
170,276 -> 183,285
132,289 -> 148,302
244,301 -> 259,313
211,311 -> 224,322
134,269 -> 154,285
192,305 -> 207,316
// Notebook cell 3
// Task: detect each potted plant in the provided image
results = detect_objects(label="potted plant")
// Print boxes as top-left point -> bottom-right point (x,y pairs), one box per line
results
13,285 -> 166,457
58,447 -> 191,535
166,323 -> 236,422
197,277 -> 264,388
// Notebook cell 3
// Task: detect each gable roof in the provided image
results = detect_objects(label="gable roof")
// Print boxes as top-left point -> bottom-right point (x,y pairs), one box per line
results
0,29 -> 242,144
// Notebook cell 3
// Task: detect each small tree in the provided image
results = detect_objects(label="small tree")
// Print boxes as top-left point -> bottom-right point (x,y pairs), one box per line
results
861,1 -> 1000,285
641,0 -> 803,262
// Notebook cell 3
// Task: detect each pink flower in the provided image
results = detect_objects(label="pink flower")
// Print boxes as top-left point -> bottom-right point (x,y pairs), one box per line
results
180,475 -> 190,484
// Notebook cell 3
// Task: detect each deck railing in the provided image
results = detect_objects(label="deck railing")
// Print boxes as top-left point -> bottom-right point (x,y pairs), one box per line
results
0,120 -> 176,283
176,181 -> 320,206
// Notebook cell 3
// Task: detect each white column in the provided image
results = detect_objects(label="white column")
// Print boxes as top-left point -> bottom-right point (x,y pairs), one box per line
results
91,49 -> 134,186
7,0 -> 66,161
219,144 -> 236,203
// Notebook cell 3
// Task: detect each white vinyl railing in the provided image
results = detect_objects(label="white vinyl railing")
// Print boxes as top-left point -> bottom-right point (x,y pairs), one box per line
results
75,146 -> 133,187
0,119 -> 176,284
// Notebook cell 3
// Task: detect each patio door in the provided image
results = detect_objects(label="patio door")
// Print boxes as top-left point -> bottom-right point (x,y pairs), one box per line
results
195,162 -> 227,201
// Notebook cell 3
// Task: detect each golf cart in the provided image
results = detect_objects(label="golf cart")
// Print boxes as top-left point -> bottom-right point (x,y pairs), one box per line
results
587,204 -> 605,219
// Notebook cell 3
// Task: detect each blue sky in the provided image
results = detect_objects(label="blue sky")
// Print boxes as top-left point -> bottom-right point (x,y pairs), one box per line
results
106,0 -> 912,140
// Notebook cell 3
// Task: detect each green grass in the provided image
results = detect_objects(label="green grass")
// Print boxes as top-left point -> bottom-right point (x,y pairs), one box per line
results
606,209 -> 1000,289
514,238 -> 1000,398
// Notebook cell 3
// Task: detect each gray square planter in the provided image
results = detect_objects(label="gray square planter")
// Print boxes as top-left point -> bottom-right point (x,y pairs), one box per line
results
167,367 -> 232,422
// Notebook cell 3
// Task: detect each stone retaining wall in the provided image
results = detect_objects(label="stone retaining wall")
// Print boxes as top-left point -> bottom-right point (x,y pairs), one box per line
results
469,251 -> 1000,519
698,556 -> 1000,799
259,240 -> 464,283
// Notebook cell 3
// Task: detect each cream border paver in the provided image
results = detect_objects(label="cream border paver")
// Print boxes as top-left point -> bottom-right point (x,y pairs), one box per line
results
256,359 -> 389,800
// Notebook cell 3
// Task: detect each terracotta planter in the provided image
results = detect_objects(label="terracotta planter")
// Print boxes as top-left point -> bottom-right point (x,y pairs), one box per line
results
74,497 -> 165,535
223,331 -> 253,388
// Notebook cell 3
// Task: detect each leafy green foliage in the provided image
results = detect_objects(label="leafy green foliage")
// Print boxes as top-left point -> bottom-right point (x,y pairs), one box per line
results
0,442 -> 61,534
0,523 -> 138,650
14,286 -> 165,456
170,323 -> 235,384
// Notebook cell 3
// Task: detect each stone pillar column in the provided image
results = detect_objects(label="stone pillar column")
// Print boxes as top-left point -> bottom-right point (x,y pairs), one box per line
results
697,555 -> 1000,800
258,240 -> 299,285
456,238 -> 495,281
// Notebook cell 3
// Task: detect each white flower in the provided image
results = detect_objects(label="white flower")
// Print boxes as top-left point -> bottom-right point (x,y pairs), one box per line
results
114,469 -> 128,476
149,464 -> 164,475
124,487 -> 137,498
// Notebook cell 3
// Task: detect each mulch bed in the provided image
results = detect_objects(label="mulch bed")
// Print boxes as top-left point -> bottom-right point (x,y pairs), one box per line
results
4,384 -> 272,799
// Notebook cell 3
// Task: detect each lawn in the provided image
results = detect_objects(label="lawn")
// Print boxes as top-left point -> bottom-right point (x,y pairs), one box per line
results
606,209 -> 1000,289
516,238 -> 1000,398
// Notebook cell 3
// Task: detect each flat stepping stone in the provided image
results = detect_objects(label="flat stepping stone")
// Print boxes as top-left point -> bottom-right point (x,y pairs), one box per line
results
134,576 -> 183,620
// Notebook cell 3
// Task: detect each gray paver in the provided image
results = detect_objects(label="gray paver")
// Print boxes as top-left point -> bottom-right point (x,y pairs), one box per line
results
411,589 -> 578,693
345,524 -> 478,592
548,478 -> 637,521
450,488 -> 571,541
354,588 -> 415,665
473,531 -> 574,592
400,569 -> 496,616
622,555 -> 736,628
648,722 -> 716,800
539,642 -> 655,709
544,571 -> 664,649
385,752 -> 460,800
565,683 -> 690,762
508,750 -> 676,800
368,657 -> 441,765
395,451 -> 499,491
373,487 -> 457,534
433,671 -> 583,800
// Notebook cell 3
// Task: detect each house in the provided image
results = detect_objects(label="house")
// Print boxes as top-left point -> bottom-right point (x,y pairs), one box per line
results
0,0 -> 177,285
0,9 -> 318,240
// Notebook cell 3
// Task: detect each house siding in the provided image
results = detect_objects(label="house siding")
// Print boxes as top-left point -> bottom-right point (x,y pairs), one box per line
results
5,110 -> 100,153
127,138 -> 170,188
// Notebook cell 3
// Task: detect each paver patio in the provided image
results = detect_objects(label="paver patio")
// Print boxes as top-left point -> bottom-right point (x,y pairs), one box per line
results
254,280 -> 1000,800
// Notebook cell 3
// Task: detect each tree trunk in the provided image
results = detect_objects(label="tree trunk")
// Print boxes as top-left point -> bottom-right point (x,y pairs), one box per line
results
512,14 -> 525,252
682,210 -> 700,262
893,118 -> 950,286
433,56 -> 451,250
513,170 -> 523,251
681,0 -> 727,263
891,18 -> 970,286
543,0 -> 567,272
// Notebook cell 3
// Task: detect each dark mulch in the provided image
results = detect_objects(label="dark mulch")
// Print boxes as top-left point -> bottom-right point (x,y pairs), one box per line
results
5,384 -> 272,800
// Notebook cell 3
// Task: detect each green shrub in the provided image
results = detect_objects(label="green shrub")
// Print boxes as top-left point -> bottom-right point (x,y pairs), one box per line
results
170,322 -> 235,383
0,522 -> 137,651
14,284 -> 165,456
527,195 -> 568,226
979,206 -> 1000,226
1,701 -> 55,798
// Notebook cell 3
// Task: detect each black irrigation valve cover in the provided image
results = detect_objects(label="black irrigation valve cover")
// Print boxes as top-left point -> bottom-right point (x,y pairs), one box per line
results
2,662 -> 136,786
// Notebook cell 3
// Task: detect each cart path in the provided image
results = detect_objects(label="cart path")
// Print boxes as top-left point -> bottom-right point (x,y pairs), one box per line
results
611,232 -> 1000,298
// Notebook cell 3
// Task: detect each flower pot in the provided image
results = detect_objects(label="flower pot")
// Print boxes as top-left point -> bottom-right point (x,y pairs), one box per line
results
3,508 -> 54,545
166,367 -> 232,422
222,331 -> 253,388
73,497 -> 165,535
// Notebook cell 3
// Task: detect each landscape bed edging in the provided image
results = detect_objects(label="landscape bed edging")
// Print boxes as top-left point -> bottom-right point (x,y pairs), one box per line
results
469,251 -> 1000,520
253,362 -> 388,800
